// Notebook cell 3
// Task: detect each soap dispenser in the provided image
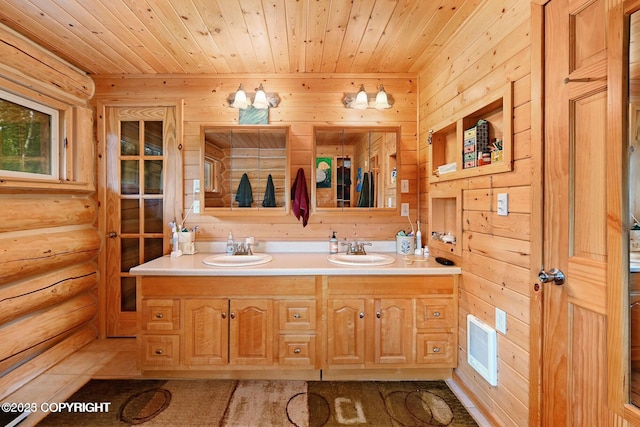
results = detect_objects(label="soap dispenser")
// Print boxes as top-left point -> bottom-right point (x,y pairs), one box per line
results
329,231 -> 338,254
226,232 -> 235,254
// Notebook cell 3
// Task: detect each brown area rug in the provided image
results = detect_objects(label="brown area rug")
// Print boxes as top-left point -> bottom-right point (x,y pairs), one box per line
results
38,379 -> 478,426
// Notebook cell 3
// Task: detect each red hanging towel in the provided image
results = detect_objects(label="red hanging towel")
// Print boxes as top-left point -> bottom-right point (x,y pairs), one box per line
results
291,167 -> 310,227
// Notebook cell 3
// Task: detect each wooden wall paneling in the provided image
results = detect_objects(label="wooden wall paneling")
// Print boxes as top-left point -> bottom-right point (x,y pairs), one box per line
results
0,196 -> 97,233
94,74 -> 417,242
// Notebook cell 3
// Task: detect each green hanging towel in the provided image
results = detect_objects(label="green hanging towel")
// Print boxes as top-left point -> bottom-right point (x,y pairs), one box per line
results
262,174 -> 276,207
235,173 -> 253,207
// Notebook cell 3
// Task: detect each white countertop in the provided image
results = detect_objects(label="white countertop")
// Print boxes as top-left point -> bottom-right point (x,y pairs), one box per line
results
129,252 -> 461,276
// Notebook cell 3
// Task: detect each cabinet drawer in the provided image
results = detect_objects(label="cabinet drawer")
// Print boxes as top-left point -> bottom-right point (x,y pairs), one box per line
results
141,299 -> 180,330
279,334 -> 316,366
140,335 -> 180,367
416,298 -> 454,329
416,333 -> 454,365
278,300 -> 316,331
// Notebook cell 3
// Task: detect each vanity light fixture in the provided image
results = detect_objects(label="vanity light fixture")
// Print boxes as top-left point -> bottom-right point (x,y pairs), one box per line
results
343,84 -> 393,110
228,83 -> 280,109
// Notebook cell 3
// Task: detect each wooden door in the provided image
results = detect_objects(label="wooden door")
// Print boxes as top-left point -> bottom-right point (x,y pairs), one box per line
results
326,298 -> 366,365
374,298 -> 412,364
184,298 -> 229,366
542,0 -> 610,423
105,106 -> 178,337
229,299 -> 273,365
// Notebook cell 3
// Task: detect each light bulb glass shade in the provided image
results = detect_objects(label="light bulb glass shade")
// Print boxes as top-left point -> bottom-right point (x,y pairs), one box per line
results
252,84 -> 269,109
231,84 -> 249,109
374,85 -> 391,109
353,85 -> 369,109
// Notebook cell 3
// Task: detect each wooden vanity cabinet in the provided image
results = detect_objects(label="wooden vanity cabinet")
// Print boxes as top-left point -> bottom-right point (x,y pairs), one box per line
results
137,273 -> 457,380
324,275 -> 457,379
137,275 -> 320,377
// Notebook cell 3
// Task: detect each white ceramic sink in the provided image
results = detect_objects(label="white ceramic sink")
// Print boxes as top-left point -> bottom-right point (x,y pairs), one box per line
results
203,253 -> 273,267
327,253 -> 396,266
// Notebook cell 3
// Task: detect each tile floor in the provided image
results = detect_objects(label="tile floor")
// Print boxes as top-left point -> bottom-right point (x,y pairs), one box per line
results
3,338 -> 491,426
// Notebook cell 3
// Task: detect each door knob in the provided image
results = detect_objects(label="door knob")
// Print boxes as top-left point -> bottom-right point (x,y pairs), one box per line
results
108,231 -> 118,238
538,268 -> 565,285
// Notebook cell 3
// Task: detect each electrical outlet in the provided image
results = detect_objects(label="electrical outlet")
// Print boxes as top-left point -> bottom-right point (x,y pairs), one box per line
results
193,200 -> 200,214
495,307 -> 507,334
497,193 -> 508,216
401,179 -> 409,193
193,179 -> 200,194
401,203 -> 409,216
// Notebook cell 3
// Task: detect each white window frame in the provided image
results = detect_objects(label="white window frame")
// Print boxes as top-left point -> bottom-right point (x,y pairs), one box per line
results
0,89 -> 60,181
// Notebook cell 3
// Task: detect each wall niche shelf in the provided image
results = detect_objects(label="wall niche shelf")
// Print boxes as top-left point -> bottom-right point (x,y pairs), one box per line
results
429,83 -> 513,183
428,189 -> 462,256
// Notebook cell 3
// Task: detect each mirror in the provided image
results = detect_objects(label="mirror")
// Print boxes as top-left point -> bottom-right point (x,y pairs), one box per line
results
313,127 -> 399,211
630,8 -> 640,408
202,127 -> 288,210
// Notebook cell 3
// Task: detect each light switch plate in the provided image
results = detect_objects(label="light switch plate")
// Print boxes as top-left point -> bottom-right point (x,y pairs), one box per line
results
401,203 -> 409,216
495,307 -> 507,334
193,200 -> 200,214
193,179 -> 200,194
497,193 -> 508,216
401,179 -> 409,193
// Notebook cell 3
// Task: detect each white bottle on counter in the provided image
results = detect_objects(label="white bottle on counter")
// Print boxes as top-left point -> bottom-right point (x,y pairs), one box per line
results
329,231 -> 339,254
226,232 -> 235,254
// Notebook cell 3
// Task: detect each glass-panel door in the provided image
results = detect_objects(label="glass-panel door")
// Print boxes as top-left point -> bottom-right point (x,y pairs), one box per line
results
105,107 -> 177,336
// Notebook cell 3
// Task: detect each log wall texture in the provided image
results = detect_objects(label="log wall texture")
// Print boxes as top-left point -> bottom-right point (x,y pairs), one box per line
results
0,22 -> 98,399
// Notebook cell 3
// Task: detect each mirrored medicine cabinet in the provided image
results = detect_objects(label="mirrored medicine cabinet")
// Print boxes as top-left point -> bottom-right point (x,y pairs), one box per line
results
313,127 -> 399,212
201,126 -> 289,211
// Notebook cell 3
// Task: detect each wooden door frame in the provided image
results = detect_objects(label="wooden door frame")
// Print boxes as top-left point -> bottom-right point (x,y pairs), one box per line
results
95,99 -> 184,339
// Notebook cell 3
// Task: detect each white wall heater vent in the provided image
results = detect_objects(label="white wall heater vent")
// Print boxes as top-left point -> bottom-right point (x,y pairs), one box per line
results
467,314 -> 498,386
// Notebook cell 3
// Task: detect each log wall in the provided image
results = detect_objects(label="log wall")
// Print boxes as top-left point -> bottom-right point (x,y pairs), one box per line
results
418,2 -> 534,426
0,23 -> 98,399
92,74 -> 418,242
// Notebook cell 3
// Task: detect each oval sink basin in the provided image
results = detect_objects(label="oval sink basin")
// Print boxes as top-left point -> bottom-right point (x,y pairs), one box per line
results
203,253 -> 273,267
327,253 -> 396,266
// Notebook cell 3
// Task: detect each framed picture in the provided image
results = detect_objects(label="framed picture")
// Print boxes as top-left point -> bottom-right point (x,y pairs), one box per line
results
316,157 -> 332,188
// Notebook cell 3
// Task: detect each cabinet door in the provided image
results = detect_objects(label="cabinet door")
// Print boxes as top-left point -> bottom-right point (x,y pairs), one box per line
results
327,298 -> 366,365
374,298 -> 413,364
184,298 -> 228,366
229,299 -> 273,365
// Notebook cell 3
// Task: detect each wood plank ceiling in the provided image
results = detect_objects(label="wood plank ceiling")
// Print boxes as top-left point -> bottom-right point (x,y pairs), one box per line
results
0,0 -> 481,76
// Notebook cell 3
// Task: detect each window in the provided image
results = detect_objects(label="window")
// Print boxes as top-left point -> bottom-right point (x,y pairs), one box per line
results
0,89 -> 59,180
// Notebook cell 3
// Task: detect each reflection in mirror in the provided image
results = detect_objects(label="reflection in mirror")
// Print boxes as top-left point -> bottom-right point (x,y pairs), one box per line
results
313,127 -> 398,211
202,127 -> 288,210
630,9 -> 640,408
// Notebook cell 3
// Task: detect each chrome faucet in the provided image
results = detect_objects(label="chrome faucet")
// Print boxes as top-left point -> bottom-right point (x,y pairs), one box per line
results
233,242 -> 253,255
342,241 -> 371,255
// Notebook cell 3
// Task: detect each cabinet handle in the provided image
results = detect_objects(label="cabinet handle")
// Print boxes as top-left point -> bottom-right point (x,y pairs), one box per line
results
294,313 -> 301,319
221,312 -> 227,319
359,312 -> 365,318
230,312 -> 235,319
432,346 -> 440,353
432,311 -> 441,318
155,313 -> 164,319
376,311 -> 381,318
294,348 -> 301,354
155,349 -> 163,355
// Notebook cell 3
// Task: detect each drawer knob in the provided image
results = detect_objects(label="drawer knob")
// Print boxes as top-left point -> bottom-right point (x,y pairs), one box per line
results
433,311 -> 441,318
230,312 -> 235,319
376,311 -> 381,318
432,346 -> 440,353
294,348 -> 301,354
222,312 -> 227,319
359,312 -> 365,318
155,349 -> 163,355
155,313 -> 164,319
294,313 -> 301,319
